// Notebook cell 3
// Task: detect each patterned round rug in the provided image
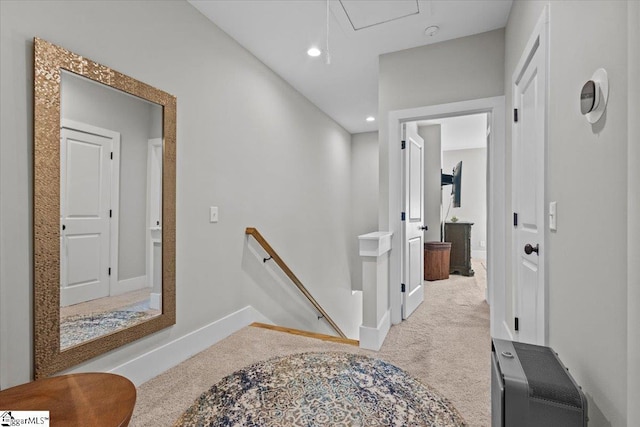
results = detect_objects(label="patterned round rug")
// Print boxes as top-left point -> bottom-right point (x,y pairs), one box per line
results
175,352 -> 466,426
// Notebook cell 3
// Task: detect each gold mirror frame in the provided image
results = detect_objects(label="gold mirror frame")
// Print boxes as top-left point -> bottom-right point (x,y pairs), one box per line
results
33,38 -> 176,379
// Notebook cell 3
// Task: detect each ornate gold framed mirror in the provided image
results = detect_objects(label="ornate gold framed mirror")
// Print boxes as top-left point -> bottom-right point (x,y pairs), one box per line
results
34,38 -> 176,379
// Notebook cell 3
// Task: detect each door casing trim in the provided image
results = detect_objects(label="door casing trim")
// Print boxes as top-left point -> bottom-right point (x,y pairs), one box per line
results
386,96 -> 507,340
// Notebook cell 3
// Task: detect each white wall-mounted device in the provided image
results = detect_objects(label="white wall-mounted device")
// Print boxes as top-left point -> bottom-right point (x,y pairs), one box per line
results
580,68 -> 608,124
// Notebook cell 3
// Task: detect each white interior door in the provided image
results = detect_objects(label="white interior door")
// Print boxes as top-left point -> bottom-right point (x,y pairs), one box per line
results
513,34 -> 547,345
402,122 -> 425,319
60,127 -> 112,307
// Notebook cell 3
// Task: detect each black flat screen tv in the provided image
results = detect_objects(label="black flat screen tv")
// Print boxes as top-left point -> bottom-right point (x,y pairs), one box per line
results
451,161 -> 462,208
441,161 -> 462,207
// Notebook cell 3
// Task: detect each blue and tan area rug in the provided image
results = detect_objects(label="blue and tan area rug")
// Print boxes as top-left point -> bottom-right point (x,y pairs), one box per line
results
175,352 -> 466,427
60,302 -> 156,349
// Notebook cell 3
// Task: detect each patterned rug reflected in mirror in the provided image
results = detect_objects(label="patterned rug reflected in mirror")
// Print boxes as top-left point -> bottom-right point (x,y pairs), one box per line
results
175,352 -> 467,427
60,301 -> 158,349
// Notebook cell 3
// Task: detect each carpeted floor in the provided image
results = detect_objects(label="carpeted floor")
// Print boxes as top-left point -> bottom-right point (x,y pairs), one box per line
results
132,261 -> 490,426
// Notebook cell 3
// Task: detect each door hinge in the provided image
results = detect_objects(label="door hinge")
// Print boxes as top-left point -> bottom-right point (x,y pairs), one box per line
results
401,140 -> 406,150
515,317 -> 519,332
109,209 -> 112,218
110,151 -> 113,160
401,212 -> 406,221
108,267 -> 111,276
513,212 -> 518,227
514,108 -> 519,122
401,283 -> 406,293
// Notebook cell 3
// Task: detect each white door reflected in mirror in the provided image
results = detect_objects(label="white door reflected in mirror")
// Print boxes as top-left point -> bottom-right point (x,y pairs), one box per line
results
59,70 -> 163,350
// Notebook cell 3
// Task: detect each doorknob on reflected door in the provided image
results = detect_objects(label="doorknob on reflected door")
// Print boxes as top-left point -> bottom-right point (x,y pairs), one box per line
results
419,225 -> 428,231
524,243 -> 539,255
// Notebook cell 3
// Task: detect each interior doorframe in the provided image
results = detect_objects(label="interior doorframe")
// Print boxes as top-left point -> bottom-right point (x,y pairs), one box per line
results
387,96 -> 508,340
61,118 -> 121,297
147,137 -> 163,310
511,5 -> 550,346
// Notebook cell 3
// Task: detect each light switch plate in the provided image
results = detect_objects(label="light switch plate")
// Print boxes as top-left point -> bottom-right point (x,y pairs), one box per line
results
549,201 -> 557,231
210,206 -> 219,223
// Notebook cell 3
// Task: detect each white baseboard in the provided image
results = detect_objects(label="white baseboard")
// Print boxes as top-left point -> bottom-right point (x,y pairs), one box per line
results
110,306 -> 272,386
150,292 -> 161,310
112,275 -> 148,297
359,309 -> 391,351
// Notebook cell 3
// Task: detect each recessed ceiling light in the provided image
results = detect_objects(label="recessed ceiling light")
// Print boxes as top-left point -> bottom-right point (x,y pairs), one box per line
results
424,25 -> 440,37
307,47 -> 322,57
366,116 -> 375,122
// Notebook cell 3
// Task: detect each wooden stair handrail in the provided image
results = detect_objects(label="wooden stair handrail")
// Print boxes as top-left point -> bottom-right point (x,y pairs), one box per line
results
245,227 -> 347,339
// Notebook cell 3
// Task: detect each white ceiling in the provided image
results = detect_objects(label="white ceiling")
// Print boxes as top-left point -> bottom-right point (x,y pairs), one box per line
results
188,0 -> 512,134
418,113 -> 487,151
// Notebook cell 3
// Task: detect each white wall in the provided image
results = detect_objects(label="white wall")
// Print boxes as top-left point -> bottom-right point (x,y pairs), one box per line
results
350,132 -> 379,291
378,28 -> 505,230
0,0 -> 360,388
506,1 -> 631,425
442,148 -> 487,256
628,1 -> 640,423
417,124 -> 442,243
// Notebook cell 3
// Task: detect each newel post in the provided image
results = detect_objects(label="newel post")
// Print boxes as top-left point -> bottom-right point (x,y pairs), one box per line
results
358,231 -> 393,351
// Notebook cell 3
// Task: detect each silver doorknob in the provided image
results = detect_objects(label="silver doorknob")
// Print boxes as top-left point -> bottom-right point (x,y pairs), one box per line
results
524,243 -> 539,255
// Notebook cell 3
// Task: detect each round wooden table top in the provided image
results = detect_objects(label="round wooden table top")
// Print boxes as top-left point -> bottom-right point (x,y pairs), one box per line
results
0,372 -> 136,427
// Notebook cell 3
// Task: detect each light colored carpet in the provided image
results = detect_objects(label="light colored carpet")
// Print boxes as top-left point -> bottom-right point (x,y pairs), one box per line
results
473,258 -> 487,296
132,268 -> 490,426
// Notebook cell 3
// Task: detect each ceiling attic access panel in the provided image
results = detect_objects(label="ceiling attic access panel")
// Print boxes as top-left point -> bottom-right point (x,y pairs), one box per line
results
339,0 -> 420,31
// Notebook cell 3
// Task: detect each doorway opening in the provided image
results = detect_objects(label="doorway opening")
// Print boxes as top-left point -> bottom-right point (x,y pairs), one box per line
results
386,96 -> 508,340
415,113 -> 489,300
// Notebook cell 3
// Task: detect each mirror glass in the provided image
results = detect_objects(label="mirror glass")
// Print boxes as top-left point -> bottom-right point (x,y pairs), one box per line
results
34,37 -> 176,379
59,71 -> 163,350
